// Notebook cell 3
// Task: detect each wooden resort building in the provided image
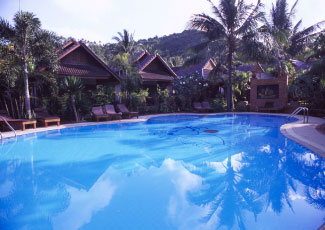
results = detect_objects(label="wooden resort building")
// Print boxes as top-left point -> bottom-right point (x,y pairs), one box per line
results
132,51 -> 178,102
57,39 -> 120,90
173,58 -> 216,79
237,63 -> 288,111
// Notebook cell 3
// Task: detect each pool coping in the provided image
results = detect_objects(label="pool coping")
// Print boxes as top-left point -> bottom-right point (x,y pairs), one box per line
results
1,112 -> 324,158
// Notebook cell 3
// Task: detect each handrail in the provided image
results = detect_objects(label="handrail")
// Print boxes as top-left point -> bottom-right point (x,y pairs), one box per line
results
0,115 -> 17,140
286,107 -> 309,123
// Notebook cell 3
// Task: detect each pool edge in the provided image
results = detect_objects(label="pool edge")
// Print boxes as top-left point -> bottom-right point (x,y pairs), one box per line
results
1,112 -> 324,159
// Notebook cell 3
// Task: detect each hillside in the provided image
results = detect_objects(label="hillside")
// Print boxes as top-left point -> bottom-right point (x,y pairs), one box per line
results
85,30 -> 215,67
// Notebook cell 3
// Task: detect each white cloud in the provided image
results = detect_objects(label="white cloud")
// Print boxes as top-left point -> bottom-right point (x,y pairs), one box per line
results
52,168 -> 116,230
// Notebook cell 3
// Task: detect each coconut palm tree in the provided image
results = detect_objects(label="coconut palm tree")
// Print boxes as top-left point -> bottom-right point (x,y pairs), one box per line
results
260,0 -> 324,68
61,76 -> 84,122
112,29 -> 135,54
0,11 -> 60,119
189,0 -> 264,111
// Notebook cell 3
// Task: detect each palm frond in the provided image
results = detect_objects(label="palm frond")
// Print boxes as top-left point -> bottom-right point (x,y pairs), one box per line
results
0,18 -> 15,41
288,0 -> 299,21
235,0 -> 263,35
189,13 -> 226,40
207,0 -> 227,28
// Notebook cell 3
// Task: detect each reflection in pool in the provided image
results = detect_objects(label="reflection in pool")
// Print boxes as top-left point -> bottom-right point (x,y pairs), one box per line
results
0,114 -> 324,230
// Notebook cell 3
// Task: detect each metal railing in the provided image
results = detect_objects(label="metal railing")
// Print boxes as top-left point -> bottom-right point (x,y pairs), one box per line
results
0,115 -> 17,141
286,107 -> 309,123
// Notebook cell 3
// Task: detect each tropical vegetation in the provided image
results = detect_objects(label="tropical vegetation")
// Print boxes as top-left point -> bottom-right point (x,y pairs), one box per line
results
0,0 -> 325,122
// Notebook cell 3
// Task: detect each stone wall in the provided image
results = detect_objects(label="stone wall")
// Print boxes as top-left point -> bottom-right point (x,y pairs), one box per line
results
250,72 -> 288,111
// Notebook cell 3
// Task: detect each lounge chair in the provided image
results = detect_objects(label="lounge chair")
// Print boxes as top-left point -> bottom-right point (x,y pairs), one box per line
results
0,113 -> 36,131
92,107 -> 109,121
34,108 -> 60,127
193,102 -> 206,113
117,104 -> 139,119
201,101 -> 214,112
103,105 -> 122,120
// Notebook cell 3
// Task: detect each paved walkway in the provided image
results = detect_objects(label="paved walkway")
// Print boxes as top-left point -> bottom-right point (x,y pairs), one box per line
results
1,112 -> 324,158
281,115 -> 325,158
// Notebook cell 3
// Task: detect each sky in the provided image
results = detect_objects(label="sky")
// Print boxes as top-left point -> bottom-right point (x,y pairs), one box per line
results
0,0 -> 324,43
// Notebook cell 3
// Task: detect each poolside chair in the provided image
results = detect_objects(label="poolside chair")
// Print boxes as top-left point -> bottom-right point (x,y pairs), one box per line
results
117,104 -> 139,119
103,105 -> 122,120
201,101 -> 214,112
0,112 -> 36,131
92,107 -> 109,121
34,108 -> 60,127
193,102 -> 206,113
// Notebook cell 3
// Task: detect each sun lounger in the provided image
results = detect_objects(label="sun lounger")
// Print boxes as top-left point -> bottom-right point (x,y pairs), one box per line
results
201,101 -> 214,112
193,102 -> 206,113
117,104 -> 139,119
35,108 -> 60,127
92,107 -> 109,121
103,105 -> 122,120
0,114 -> 36,131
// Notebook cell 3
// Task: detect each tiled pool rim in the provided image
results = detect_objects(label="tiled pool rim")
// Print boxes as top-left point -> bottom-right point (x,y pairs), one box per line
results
1,112 -> 324,158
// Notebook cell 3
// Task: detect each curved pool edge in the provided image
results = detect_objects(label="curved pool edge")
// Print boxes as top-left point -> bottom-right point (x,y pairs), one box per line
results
280,116 -> 325,159
1,112 -> 324,158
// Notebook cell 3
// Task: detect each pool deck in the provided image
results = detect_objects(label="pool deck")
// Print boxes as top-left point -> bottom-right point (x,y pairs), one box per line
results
280,115 -> 325,158
1,112 -> 324,158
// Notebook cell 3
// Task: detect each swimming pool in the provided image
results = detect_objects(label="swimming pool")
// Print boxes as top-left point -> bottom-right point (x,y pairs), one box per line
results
0,114 -> 324,230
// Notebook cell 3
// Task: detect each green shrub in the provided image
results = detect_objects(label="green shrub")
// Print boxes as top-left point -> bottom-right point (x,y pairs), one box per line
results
235,101 -> 248,112
91,86 -> 115,106
172,72 -> 209,112
212,97 -> 226,112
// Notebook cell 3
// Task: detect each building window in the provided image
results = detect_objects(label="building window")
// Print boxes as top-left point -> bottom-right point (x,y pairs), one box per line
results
257,84 -> 279,99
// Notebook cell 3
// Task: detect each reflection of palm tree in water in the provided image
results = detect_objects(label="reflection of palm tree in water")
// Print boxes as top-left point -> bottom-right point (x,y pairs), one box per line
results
0,157 -> 70,228
191,154 -> 262,230
190,143 -> 325,230
240,142 -> 325,214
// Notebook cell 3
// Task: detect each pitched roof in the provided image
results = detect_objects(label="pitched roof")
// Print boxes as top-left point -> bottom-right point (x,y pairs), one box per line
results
236,64 -> 258,72
133,50 -> 150,63
174,59 -> 216,77
290,59 -> 313,71
57,64 -> 113,78
57,40 -> 120,82
139,72 -> 174,82
236,63 -> 269,73
135,53 -> 177,78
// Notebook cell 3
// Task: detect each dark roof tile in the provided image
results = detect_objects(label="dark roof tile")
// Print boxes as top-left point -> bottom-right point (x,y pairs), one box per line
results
57,64 -> 112,77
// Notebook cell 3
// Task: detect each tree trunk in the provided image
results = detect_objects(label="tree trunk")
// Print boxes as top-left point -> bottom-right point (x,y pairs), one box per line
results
23,58 -> 32,119
6,91 -> 16,118
227,39 -> 234,112
71,95 -> 79,122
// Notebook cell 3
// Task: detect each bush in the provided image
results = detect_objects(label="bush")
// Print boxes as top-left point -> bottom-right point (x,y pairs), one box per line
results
211,97 -> 226,112
235,101 -> 248,112
91,86 -> 115,106
172,72 -> 209,112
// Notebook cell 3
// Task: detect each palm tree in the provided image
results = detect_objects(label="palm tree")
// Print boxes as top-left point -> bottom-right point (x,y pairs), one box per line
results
260,0 -> 324,68
0,11 -> 60,118
190,0 -> 263,111
61,76 -> 84,122
112,29 -> 135,54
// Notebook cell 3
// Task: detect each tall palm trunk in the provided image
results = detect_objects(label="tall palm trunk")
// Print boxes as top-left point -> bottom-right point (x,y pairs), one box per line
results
71,95 -> 79,122
227,37 -> 234,112
23,54 -> 32,119
6,90 -> 16,118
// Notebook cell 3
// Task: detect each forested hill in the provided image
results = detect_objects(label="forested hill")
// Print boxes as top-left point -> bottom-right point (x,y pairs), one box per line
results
136,30 -> 208,59
84,30 -> 211,67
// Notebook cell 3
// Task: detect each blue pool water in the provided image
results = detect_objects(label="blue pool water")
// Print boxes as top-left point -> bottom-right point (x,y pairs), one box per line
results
0,114 -> 324,230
